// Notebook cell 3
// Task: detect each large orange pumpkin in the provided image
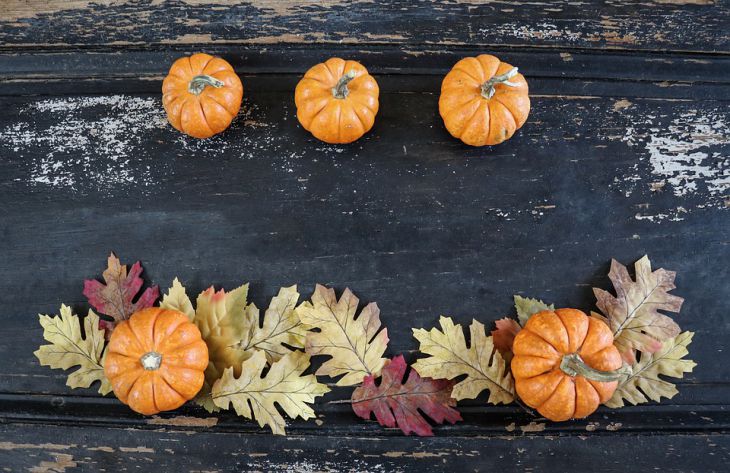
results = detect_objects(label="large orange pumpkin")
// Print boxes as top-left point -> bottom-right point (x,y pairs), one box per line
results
295,58 -> 379,144
511,309 -> 626,421
439,54 -> 530,146
104,307 -> 208,415
162,53 -> 243,139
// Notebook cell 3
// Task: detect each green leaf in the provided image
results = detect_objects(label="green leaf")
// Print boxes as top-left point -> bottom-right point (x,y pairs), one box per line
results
514,295 -> 554,326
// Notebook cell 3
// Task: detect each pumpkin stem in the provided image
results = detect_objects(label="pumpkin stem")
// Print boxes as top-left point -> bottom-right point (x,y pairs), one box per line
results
480,67 -> 520,99
560,353 -> 632,382
332,70 -> 357,99
140,351 -> 162,371
188,74 -> 224,95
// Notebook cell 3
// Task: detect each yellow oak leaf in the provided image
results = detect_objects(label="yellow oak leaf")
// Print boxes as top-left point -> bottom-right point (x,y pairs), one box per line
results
239,285 -> 309,364
605,331 -> 696,408
593,256 -> 683,363
160,277 -> 195,320
296,284 -> 389,386
34,305 -> 112,395
211,350 -> 330,435
412,316 -> 514,404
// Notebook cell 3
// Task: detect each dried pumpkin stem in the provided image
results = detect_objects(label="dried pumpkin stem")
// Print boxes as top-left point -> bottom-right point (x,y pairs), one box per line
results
560,353 -> 632,382
188,75 -> 225,95
332,70 -> 357,99
480,67 -> 519,99
140,351 -> 162,371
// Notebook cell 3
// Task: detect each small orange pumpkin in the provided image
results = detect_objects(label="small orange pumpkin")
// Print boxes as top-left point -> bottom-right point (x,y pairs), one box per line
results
162,53 -> 243,139
295,58 -> 379,144
439,54 -> 530,146
104,307 -> 208,415
511,309 -> 626,421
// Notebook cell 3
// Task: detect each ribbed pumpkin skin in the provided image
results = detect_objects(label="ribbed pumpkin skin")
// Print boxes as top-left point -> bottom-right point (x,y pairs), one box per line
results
162,53 -> 243,139
439,54 -> 530,146
104,308 -> 208,415
295,58 -> 379,144
511,309 -> 622,421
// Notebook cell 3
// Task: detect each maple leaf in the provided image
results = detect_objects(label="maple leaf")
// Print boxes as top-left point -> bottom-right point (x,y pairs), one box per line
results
83,253 -> 159,332
190,283 -> 250,410
351,355 -> 462,436
412,316 -> 514,404
160,277 -> 195,320
593,256 -> 682,362
211,350 -> 330,435
296,285 -> 389,386
34,305 -> 112,395
239,285 -> 310,364
514,295 -> 554,326
491,318 -> 521,360
605,332 -> 696,408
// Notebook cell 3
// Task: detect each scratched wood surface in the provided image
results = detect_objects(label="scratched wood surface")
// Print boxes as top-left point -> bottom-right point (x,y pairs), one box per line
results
0,1 -> 729,472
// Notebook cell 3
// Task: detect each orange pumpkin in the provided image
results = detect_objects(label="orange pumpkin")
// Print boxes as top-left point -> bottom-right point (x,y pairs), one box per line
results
295,58 -> 379,144
439,54 -> 530,146
162,53 -> 243,139
511,309 -> 626,421
104,307 -> 208,415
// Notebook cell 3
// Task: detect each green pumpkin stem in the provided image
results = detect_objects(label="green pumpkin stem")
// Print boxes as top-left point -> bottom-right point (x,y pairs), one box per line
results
560,353 -> 632,382
188,75 -> 224,95
480,67 -> 519,99
332,70 -> 357,99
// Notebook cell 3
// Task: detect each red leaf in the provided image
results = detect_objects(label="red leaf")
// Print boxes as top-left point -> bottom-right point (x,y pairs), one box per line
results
491,317 -> 521,358
351,355 -> 462,436
83,253 -> 159,334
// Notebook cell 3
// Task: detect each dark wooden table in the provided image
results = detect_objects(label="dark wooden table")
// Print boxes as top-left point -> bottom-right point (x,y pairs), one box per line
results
1,1 -> 728,471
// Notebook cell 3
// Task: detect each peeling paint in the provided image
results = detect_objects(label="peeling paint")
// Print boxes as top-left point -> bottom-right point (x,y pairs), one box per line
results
146,415 -> 219,427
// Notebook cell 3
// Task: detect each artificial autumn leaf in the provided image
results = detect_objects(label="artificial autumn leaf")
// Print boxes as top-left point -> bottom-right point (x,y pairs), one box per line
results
593,256 -> 682,363
296,285 -> 389,386
351,355 -> 462,436
34,305 -> 112,395
160,277 -> 195,320
514,295 -> 554,326
492,296 -> 553,359
191,284 -> 250,411
412,316 -> 514,404
239,285 -> 309,364
211,350 -> 330,435
605,331 -> 696,408
83,253 -> 159,332
491,318 -> 521,360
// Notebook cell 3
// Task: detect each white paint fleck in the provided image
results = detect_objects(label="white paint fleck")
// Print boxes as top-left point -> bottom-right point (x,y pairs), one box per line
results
617,109 -> 728,222
1,95 -> 166,193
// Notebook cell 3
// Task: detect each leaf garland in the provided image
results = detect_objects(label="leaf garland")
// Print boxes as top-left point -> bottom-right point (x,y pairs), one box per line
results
296,285 -> 389,386
34,253 -> 698,434
605,331 -> 696,408
211,350 -> 330,435
593,256 -> 683,363
351,355 -> 462,436
83,253 -> 159,333
412,317 -> 514,404
34,305 -> 112,395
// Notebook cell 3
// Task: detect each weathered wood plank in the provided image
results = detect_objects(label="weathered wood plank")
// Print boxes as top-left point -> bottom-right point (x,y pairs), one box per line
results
1,0 -> 728,53
1,422 -> 729,472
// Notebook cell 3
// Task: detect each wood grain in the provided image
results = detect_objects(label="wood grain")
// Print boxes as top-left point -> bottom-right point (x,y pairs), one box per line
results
1,0 -> 728,52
